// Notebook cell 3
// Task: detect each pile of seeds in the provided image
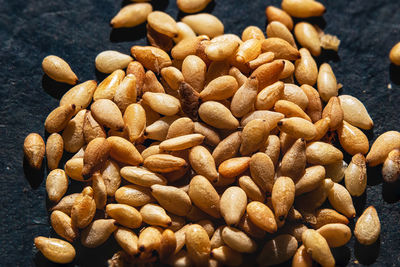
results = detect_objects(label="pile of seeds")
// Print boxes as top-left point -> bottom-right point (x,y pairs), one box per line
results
24,0 -> 400,266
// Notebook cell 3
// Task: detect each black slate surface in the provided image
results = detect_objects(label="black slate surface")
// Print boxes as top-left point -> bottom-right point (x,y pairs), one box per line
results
0,0 -> 400,266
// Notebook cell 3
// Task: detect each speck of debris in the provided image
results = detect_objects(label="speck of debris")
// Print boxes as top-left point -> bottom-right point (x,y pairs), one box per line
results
388,83 -> 392,89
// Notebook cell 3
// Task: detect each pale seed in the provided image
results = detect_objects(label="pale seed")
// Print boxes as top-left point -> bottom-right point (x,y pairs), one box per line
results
46,169 -> 68,203
42,55 -> 78,85
302,229 -> 335,267
281,0 -> 326,18
265,6 -> 294,30
338,95 -> 374,130
110,3 -> 152,28
354,206 -> 381,245
382,149 -> 400,183
257,234 -> 298,266
181,13 -> 224,38
328,182 -> 356,218
60,80 -> 97,113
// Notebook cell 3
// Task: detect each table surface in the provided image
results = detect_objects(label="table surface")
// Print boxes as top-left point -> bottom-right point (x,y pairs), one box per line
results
1,0 -> 400,266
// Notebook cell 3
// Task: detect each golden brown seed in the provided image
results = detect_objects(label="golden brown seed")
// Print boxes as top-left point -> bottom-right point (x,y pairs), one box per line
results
206,40 -> 240,61
71,187 -> 96,228
34,236 -> 76,264
294,22 -> 321,56
160,67 -> 183,91
121,166 -> 167,187
272,176 -> 295,225
62,109 -> 85,153
94,69 -> 125,101
144,154 -> 187,173
236,39 -> 262,63
23,133 -> 45,170
83,111 -> 106,143
274,100 -> 311,122
295,178 -> 333,212
45,104 -> 76,133
171,36 -> 206,60
194,122 -> 220,147
261,38 -> 300,60
264,135 -> 280,166
295,48 -> 318,85
218,157 -> 250,179
312,117 -> 331,141
166,117 -> 194,139
221,226 -> 257,253
145,115 -> 178,141
42,55 -> 78,85
200,76 -> 238,101
267,21 -> 296,48
185,224 -> 211,266
212,131 -> 241,166
177,0 -> 211,13
305,208 -> 349,229
60,80 -> 97,113
265,6 -> 294,30
160,134 -> 205,151
325,160 -> 347,183
278,118 -> 316,140
338,95 -> 374,130
250,152 -> 275,192
189,145 -> 219,182
280,138 -> 306,179
126,61 -> 145,97
182,55 -> 207,93
99,160 -> 120,197
295,165 -> 325,196
257,234 -> 298,266
382,149 -> 400,183
51,210 -> 78,242
142,92 -> 181,116
159,229 -> 177,262
131,46 -> 172,73
205,61 -> 230,85
188,175 -> 221,218
140,203 -> 172,227
219,187 -> 247,226
138,226 -> 163,253
147,11 -> 178,38
389,42 -> 400,65
247,201 -> 277,233
322,96 -> 344,130
64,157 -> 84,181
46,169 -> 68,203
173,21 -> 196,43
181,13 -> 224,38
123,103 -> 145,143
108,136 -> 143,165
338,121 -> 369,155
300,84 -> 322,122
328,183 -> 356,218
211,245 -> 242,266
354,206 -> 381,245
91,99 -> 124,130
142,70 -> 165,94
252,61 -> 285,91
279,59 -> 295,79
248,52 -> 275,70
229,77 -> 258,118
82,137 -> 110,179
282,83 -> 309,110
51,193 -> 80,216
317,63 -> 338,102
151,184 -> 191,216
317,223 -> 351,248
256,81 -> 284,110
106,203 -> 142,228
95,50 -> 133,74
115,184 -> 154,207
92,172 -> 107,209
81,219 -> 118,248
281,0 -> 326,18
292,245 -> 313,267
199,101 -> 239,129
240,119 -> 270,155
302,229 -> 335,267
344,153 -> 367,197
110,3 -> 152,28
306,141 -> 343,165
114,74 -> 136,112
242,25 -> 266,41
114,227 -> 138,255
238,176 -> 265,202
367,131 -> 400,166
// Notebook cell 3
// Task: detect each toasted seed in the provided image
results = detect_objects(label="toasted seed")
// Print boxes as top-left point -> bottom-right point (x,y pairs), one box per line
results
295,48 -> 318,85
46,169 -> 68,203
295,165 -> 325,196
173,22 -> 196,43
246,201 -> 277,233
354,206 -> 381,245
248,52 -> 275,70
282,83 -> 309,110
34,236 -> 76,264
50,210 -> 78,242
182,13 -> 224,38
340,119 -> 370,155
317,63 -> 338,102
131,46 -> 172,73
305,208 -> 349,229
106,203 -> 142,228
107,136 -> 143,165
165,118 -> 194,140
267,21 -> 296,48
171,35 -> 206,60
257,234 -> 298,266
294,22 -> 321,57
182,55 -> 207,94
82,137 -> 110,179
366,131 -> 400,166
92,172 -> 107,209
242,26 -> 266,41
321,96 -> 343,131
200,76 -> 238,101
206,39 -> 240,61
45,104 -> 76,133
98,160 -> 120,197
210,226 -> 225,249
211,245 -> 242,266
389,42 -> 400,65
110,3 -> 152,28
338,95 -> 374,130
212,131 -> 242,166
91,99 -> 124,130
312,117 -> 330,141
95,50 -> 133,74
278,118 -> 316,140
94,69 -> 125,100
189,145 -> 219,182
240,119 -> 270,155
317,223 -> 351,248
300,84 -> 322,122
114,227 -> 138,256
256,81 -> 284,110
272,176 -> 295,225
143,70 -> 165,94
382,149 -> 400,183
306,141 -> 343,165
230,77 -> 259,118
83,111 -> 106,143
328,183 -> 356,218
188,175 -> 220,218
344,153 -> 367,197
185,224 -> 211,265
280,131 -> 297,154
274,100 -> 311,121
221,226 -> 257,253
205,61 -> 230,85
71,186 -> 96,228
81,219 -> 118,248
280,138 -> 306,179
142,92 -> 181,116
123,104 -> 145,143
265,6 -> 293,30
23,133 -> 45,169
325,160 -> 347,183
281,0 -> 325,18
158,229 -> 177,262
121,166 -> 167,187
236,39 -> 262,63
177,0 -> 211,13
160,134 -> 204,151
146,115 -> 178,141
264,135 -> 280,167
159,67 -> 183,92
218,157 -> 250,179
144,154 -> 187,173
302,229 -> 334,267
62,109 -> 85,153
147,11 -> 178,38
261,38 -> 300,60
295,178 -> 333,212
250,152 -> 275,192
193,122 -> 220,147
151,184 -> 191,216
115,184 -> 154,207
292,245 -> 313,267
60,80 -> 97,113
220,187 -> 247,226
199,101 -> 239,129
42,55 -> 78,85
140,203 -> 172,227
138,226 -> 163,253
51,193 -> 80,216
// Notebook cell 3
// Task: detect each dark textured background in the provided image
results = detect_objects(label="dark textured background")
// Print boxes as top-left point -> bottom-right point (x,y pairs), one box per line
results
1,0 -> 400,266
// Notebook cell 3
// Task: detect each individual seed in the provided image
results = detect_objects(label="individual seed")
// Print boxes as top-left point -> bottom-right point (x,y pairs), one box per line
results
344,153 -> 367,197
34,236 -> 76,264
220,187 -> 247,226
99,160 -> 120,197
188,175 -> 221,218
242,26 -> 266,41
302,229 -> 335,267
282,83 -> 309,110
50,210 -> 78,242
295,48 -> 318,85
92,172 -> 107,209
256,81 -> 284,110
107,136 -> 143,166
147,23 -> 174,52
238,212 -> 267,239
328,183 -> 356,218
110,3 -> 152,28
23,133 -> 45,169
42,55 -> 78,85
292,245 -> 313,267
317,63 -> 338,102
94,69 -> 125,100
317,223 -> 351,248
295,165 -> 325,196
248,52 -> 275,70
200,76 -> 238,101
185,224 -> 211,266
221,226 -> 257,253
64,157 -> 84,181
261,38 -> 300,60
173,22 -> 196,43
60,80 -> 97,113
294,22 -> 321,56
91,99 -> 124,130
321,96 -> 344,130
250,152 -> 275,192
230,76 -> 259,117
121,166 -> 167,187
114,74 -> 137,112
272,176 -> 295,225
138,226 -> 163,253
205,39 -> 240,61
51,193 -> 81,216
140,203 -> 172,227
205,61 -> 230,85
257,234 -> 298,266
281,0 -> 326,18
106,203 -> 142,228
46,169 -> 68,203
219,156 -> 250,179
312,117 -> 331,141
82,137 -> 110,179
338,121 -> 369,155
189,145 -> 219,182
171,35 -> 207,60
306,141 -> 343,165
199,101 -> 239,129
325,160 -> 347,183
389,42 -> 400,65
193,122 -> 220,147
236,39 -> 262,63
142,92 -> 181,116
147,11 -> 178,38
83,111 -> 106,143
62,109 -> 85,153
264,135 -> 280,167
177,0 -> 211,13
295,178 -> 333,212
159,229 -> 177,262
338,95 -> 374,130
246,201 -> 277,233
305,208 -> 349,229
212,131 -> 242,166
382,149 -> 400,183
143,154 -> 187,173
131,46 -> 172,73
354,206 -> 381,245
160,67 -> 184,91
266,21 -> 296,48
142,70 -> 165,94
151,184 -> 192,216
115,184 -> 154,207
278,117 -> 316,140
300,84 -> 322,122
181,55 -> 207,93
45,104 -> 76,133
181,13 -> 224,38
114,227 -> 138,256
240,119 -> 270,155
81,219 -> 118,248
166,117 -> 194,139
211,245 -> 243,267
160,134 -> 204,151
123,103 -> 145,143
274,100 -> 311,121
265,6 -> 294,30
71,186 -> 96,228
366,131 -> 400,166
280,138 -> 306,179
95,50 -> 133,74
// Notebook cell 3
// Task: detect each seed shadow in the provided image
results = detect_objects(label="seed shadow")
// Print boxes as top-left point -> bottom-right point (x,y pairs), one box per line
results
176,1 -> 216,21
42,74 -> 72,100
152,0 -> 170,11
293,16 -> 327,30
366,165 -> 382,186
74,235 -> 119,267
382,179 -> 400,203
95,68 -> 108,84
23,157 -> 45,189
109,23 -> 147,43
331,245 -> 351,266
389,64 -> 400,85
353,193 -> 367,216
354,237 -> 380,265
317,49 -> 341,64
33,250 -> 75,267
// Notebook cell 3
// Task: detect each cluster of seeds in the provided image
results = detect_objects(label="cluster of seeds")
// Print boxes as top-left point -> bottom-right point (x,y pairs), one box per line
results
23,0 -> 400,266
